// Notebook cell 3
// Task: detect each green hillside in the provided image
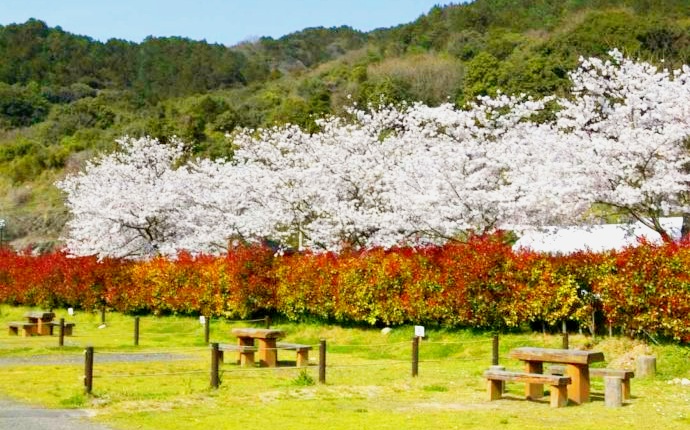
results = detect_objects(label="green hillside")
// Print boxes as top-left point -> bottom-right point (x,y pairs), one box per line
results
1,0 -> 690,249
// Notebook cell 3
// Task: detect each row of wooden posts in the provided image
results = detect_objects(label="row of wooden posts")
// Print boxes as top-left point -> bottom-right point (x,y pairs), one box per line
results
84,332 -> 522,393
44,310 -> 577,394
72,312 -> 574,353
47,312 -> 272,347
81,310 -> 575,393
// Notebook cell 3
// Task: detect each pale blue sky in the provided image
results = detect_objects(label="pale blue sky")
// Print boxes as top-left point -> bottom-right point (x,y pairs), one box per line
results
0,1 -> 457,46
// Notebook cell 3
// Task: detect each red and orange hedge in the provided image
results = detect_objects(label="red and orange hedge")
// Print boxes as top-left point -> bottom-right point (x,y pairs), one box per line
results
1,233 -> 689,342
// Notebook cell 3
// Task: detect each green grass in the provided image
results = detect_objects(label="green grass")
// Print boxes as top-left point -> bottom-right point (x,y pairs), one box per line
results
1,305 -> 690,429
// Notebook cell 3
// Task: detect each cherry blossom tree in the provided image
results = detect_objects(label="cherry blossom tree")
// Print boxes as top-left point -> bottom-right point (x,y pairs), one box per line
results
556,49 -> 690,241
229,98 -> 553,250
56,136 -> 190,259
56,50 -> 690,258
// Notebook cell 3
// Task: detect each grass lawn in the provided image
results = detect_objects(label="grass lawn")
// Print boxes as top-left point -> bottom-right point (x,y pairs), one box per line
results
1,305 -> 690,429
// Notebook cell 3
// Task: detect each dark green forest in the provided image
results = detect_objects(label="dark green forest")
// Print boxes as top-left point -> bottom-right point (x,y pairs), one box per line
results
1,0 -> 690,248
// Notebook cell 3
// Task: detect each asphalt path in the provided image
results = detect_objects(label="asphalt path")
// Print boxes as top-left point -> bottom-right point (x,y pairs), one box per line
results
0,352 -> 194,429
0,352 -> 192,366
0,397 -> 113,430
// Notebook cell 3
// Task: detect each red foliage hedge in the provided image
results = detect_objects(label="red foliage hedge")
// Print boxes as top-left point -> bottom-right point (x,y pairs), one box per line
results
1,233 -> 689,342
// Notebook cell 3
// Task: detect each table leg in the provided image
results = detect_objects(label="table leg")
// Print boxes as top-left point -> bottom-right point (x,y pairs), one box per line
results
259,338 -> 278,367
26,318 -> 39,335
566,364 -> 590,404
237,337 -> 255,367
525,361 -> 544,399
37,320 -> 51,336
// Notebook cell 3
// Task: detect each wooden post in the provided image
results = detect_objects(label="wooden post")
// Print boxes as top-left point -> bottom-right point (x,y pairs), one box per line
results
265,316 -> 271,329
412,336 -> 419,377
134,317 -> 140,346
491,333 -> 499,366
318,339 -> 326,384
604,376 -> 623,407
561,332 -> 569,350
84,346 -> 94,394
58,318 -> 65,347
204,316 -> 210,345
210,342 -> 220,389
636,355 -> 656,378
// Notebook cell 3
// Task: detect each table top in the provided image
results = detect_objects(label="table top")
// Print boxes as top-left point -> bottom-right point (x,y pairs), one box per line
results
231,328 -> 286,339
24,311 -> 55,320
509,347 -> 605,365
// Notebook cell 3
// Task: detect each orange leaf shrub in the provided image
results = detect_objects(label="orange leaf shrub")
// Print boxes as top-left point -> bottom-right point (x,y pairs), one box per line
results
1,236 -> 689,342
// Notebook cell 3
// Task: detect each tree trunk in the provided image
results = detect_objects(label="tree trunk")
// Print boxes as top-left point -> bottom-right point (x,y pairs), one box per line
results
682,214 -> 690,239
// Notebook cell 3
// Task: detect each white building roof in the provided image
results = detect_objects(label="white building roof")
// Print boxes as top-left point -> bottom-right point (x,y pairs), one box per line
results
512,217 -> 683,254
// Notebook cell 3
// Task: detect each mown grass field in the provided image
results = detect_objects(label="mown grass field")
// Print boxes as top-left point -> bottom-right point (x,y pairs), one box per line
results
1,305 -> 689,430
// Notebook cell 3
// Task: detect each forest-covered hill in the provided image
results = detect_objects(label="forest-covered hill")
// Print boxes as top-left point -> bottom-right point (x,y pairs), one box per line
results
1,0 -> 690,249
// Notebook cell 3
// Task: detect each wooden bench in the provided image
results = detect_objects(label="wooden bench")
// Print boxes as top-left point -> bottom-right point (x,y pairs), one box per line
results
48,321 -> 76,336
8,321 -> 37,337
484,369 -> 572,408
549,365 -> 634,400
218,343 -> 258,366
276,342 -> 312,367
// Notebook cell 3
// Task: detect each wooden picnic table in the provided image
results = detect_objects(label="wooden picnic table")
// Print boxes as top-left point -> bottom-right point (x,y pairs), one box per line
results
24,311 -> 55,336
231,328 -> 286,367
509,346 -> 605,404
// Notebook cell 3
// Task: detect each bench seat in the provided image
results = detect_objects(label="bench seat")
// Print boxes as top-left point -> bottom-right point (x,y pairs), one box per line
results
48,321 -> 76,336
276,342 -> 312,367
549,365 -> 634,399
8,321 -> 36,337
484,369 -> 571,408
218,343 -> 258,366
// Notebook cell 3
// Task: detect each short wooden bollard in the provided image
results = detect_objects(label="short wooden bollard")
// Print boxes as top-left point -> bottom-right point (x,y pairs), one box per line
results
491,334 -> 499,366
58,318 -> 65,347
204,316 -> 210,345
561,332 -> 569,350
210,342 -> 220,389
604,376 -> 623,407
637,355 -> 656,377
489,365 -> 506,393
134,317 -> 140,346
318,339 -> 326,384
412,336 -> 419,377
84,346 -> 94,394
265,316 -> 272,329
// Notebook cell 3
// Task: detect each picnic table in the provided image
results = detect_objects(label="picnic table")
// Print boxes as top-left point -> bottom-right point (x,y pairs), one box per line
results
8,311 -> 75,337
509,346 -> 605,404
24,311 -> 55,335
231,328 -> 286,367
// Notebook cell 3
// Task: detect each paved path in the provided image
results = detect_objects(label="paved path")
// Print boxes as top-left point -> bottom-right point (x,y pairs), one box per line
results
0,397 -> 113,430
0,352 -> 192,366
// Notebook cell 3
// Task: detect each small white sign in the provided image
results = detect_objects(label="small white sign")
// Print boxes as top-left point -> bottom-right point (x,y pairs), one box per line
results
414,325 -> 425,338
199,315 -> 206,325
67,308 -> 74,316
